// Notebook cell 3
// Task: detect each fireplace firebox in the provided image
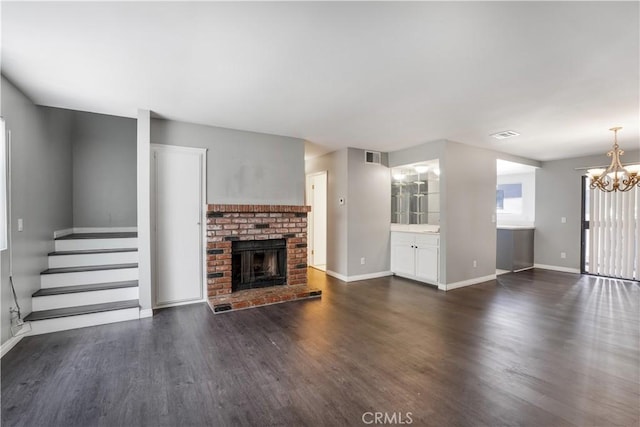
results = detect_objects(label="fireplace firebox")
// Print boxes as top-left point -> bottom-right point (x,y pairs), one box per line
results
231,239 -> 287,292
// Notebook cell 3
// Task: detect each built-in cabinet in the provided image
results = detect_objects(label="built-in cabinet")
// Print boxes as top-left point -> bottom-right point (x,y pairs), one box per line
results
390,231 -> 439,285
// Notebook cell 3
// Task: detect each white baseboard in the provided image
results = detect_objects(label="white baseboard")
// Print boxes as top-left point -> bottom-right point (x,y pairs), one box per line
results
325,270 -> 392,283
1,335 -> 24,358
153,298 -> 205,310
345,271 -> 393,282
53,228 -> 74,238
325,270 -> 348,282
534,264 -> 581,274
139,308 -> 153,318
439,274 -> 497,291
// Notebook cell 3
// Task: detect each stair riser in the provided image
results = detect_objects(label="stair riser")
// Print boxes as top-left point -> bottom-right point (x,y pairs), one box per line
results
41,268 -> 139,288
32,287 -> 139,311
48,251 -> 138,268
27,308 -> 140,335
55,238 -> 138,251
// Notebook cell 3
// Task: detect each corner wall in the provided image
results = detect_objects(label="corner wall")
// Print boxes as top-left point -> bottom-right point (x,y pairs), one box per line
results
346,148 -> 391,277
72,111 -> 137,227
1,76 -> 74,346
442,141 -> 497,285
390,139 -> 499,287
306,149 -> 348,277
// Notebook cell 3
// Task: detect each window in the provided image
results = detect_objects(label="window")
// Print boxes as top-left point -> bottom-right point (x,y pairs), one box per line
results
496,183 -> 523,214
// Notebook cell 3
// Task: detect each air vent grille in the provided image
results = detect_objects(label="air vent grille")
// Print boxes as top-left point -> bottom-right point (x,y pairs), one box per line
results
365,150 -> 381,164
490,130 -> 520,140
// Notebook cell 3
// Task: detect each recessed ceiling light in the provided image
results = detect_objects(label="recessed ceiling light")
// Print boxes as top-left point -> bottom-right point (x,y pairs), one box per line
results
490,130 -> 520,140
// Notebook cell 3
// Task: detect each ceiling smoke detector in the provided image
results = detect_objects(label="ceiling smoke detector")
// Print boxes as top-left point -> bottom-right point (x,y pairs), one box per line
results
490,130 -> 520,140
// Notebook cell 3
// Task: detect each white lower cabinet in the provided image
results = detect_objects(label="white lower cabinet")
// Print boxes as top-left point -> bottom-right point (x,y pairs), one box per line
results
391,232 -> 439,285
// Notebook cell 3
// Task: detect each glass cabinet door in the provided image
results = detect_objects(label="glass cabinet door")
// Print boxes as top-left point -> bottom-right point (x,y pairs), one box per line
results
391,160 -> 440,225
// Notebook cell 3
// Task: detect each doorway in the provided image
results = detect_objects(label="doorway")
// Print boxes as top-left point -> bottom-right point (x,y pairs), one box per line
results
151,144 -> 207,308
306,171 -> 327,271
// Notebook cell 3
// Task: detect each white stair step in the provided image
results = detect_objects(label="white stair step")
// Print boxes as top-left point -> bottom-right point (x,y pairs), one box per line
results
48,249 -> 138,268
32,286 -> 139,311
55,237 -> 137,251
41,265 -> 138,288
27,306 -> 140,335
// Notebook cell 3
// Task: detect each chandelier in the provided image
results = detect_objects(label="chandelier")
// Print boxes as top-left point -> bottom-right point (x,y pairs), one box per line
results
587,127 -> 640,192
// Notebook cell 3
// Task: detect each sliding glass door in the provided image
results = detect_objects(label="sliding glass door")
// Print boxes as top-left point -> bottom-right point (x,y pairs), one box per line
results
582,176 -> 640,280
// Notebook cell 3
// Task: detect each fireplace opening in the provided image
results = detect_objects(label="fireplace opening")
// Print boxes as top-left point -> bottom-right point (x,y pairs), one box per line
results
232,239 -> 287,292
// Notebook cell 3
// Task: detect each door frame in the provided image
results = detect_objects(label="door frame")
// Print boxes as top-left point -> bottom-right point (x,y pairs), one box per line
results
306,170 -> 327,270
150,144 -> 207,309
580,176 -> 588,274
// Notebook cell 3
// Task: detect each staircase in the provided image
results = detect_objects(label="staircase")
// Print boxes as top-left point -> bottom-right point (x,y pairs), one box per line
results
24,232 -> 140,335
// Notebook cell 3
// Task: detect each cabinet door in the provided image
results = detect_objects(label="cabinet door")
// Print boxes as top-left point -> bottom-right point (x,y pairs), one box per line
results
391,243 -> 415,277
415,245 -> 438,284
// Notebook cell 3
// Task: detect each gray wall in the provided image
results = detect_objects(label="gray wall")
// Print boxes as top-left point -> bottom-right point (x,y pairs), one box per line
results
1,76 -> 74,345
306,149 -> 348,276
442,141 -> 497,284
346,148 -> 391,276
72,111 -> 137,227
534,150 -> 640,270
151,119 -> 305,205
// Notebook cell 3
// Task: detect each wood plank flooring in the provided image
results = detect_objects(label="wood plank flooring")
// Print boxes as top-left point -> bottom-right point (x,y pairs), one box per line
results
2,269 -> 639,426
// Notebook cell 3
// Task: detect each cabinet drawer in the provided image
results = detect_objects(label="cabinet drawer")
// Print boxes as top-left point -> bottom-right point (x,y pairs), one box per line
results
415,234 -> 439,247
391,232 -> 416,245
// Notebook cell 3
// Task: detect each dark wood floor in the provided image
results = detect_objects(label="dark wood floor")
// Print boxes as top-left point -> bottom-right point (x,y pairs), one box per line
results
2,269 -> 639,426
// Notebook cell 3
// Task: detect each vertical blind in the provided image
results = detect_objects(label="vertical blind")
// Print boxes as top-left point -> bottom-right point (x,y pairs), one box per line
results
588,185 -> 639,280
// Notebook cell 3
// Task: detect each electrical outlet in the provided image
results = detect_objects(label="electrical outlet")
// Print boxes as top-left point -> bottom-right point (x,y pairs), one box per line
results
561,217 -> 567,223
560,252 -> 567,259
360,257 -> 365,265
473,260 -> 477,268
17,218 -> 23,232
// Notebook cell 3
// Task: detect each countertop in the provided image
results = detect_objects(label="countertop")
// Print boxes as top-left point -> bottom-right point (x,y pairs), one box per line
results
390,223 -> 440,234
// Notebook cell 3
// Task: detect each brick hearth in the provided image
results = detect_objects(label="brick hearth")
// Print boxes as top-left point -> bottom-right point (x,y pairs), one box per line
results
206,204 -> 322,312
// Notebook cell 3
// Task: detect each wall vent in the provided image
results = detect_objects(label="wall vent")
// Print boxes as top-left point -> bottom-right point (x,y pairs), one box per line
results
490,130 -> 520,140
364,150 -> 381,164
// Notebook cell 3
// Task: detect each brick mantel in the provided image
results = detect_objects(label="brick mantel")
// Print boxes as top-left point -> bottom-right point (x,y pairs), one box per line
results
207,204 -> 311,214
206,204 -> 317,312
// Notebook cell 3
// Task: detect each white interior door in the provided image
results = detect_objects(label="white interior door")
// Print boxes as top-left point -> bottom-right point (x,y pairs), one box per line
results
152,145 -> 206,307
306,171 -> 327,270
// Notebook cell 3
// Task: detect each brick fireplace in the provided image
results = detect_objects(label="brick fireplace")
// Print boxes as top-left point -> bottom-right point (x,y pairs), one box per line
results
206,204 -> 321,312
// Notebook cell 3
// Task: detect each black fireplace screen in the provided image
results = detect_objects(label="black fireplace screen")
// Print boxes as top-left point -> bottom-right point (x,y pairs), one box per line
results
232,239 -> 287,292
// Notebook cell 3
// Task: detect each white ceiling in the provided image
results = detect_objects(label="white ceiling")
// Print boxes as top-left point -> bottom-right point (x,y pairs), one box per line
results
2,2 -> 639,161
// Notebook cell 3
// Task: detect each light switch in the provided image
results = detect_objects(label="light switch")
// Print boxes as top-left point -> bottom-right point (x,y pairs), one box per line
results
17,218 -> 23,232
561,217 -> 567,223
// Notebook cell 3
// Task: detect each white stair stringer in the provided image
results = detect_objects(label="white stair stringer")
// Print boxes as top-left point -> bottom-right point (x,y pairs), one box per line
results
32,286 -> 139,311
41,267 -> 138,288
28,307 -> 140,336
48,250 -> 138,268
55,237 -> 137,251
